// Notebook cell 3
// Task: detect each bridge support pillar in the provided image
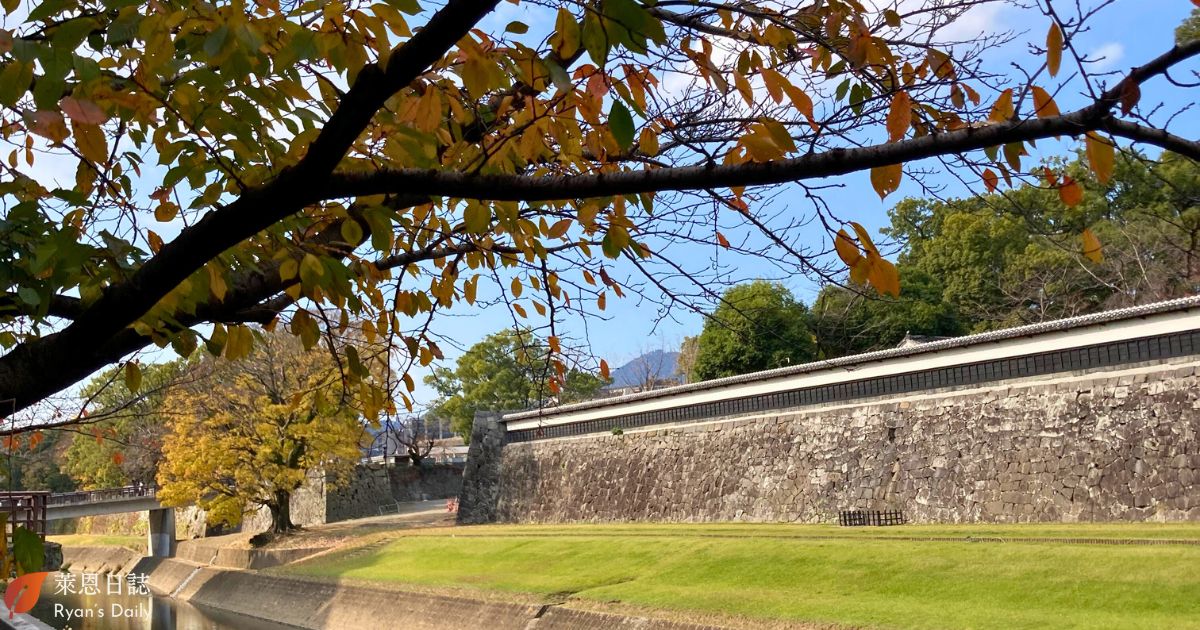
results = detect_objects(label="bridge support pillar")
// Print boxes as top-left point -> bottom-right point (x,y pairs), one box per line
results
147,507 -> 176,558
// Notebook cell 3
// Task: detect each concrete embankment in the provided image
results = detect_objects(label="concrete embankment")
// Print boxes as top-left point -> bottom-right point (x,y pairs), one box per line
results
134,557 -> 719,629
61,545 -> 144,575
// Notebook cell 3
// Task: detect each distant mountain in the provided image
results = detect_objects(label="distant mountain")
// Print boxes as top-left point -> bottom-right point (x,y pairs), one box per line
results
607,350 -> 681,389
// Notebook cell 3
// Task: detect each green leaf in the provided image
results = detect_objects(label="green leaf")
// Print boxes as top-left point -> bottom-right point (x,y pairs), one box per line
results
581,11 -> 610,67
545,58 -> 572,93
609,101 -> 635,151
387,0 -> 421,15
12,526 -> 44,574
505,21 -> 529,34
124,361 -> 142,392
340,219 -> 364,245
299,253 -> 325,287
464,202 -> 490,233
0,61 -> 34,107
26,0 -> 75,22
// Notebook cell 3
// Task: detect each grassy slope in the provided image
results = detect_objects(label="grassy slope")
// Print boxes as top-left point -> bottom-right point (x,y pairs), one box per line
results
48,534 -> 145,551
281,523 -> 1200,630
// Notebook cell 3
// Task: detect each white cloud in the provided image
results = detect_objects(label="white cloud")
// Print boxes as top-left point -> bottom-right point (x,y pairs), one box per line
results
1088,42 -> 1125,71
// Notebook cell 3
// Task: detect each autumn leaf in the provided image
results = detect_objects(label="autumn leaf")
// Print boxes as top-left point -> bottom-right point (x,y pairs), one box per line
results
72,121 -> 108,163
716,232 -> 730,248
833,229 -> 862,266
29,110 -> 68,143
1031,86 -> 1060,118
1082,228 -> 1103,263
550,8 -> 580,58
886,91 -> 911,142
982,168 -> 999,193
988,88 -> 1014,123
868,255 -> 900,297
59,96 -> 108,124
1085,132 -> 1115,184
1046,23 -> 1063,77
599,359 -> 611,380
870,163 -> 903,199
1059,175 -> 1083,206
1118,79 -> 1141,115
124,361 -> 142,392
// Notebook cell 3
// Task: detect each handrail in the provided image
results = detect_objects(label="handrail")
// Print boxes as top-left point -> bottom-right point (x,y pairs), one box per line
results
47,485 -> 157,506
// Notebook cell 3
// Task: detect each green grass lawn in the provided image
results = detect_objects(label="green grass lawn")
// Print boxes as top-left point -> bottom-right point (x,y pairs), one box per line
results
281,523 -> 1200,629
48,534 -> 145,551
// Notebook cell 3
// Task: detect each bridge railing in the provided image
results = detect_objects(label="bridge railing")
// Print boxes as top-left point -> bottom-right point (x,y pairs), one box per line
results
0,492 -> 48,538
47,485 -> 156,506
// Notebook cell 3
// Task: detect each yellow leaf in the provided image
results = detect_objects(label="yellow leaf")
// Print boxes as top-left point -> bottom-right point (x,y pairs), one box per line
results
639,128 -> 659,156
1031,86 -> 1060,118
869,163 -> 903,200
733,71 -> 754,107
148,230 -> 163,253
1085,132 -> 1115,184
886,91 -> 911,142
279,258 -> 299,281
988,88 -> 1014,123
124,362 -> 142,392
208,265 -> 227,301
1046,23 -> 1063,77
550,8 -> 580,59
833,229 -> 862,267
1082,228 -> 1103,263
760,68 -> 787,104
72,122 -> 108,163
511,277 -> 523,298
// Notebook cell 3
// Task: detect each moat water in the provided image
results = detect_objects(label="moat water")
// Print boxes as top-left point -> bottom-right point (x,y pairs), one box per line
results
26,590 -> 296,629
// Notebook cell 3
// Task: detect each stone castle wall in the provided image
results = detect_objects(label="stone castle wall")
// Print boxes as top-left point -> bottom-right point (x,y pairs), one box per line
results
486,360 -> 1200,524
239,463 -> 464,532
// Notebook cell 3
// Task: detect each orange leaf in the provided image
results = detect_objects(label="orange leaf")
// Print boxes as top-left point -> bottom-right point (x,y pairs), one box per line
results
988,88 -> 1014,123
1085,132 -> 1115,184
849,222 -> 879,257
4,572 -> 50,618
833,229 -> 862,267
59,96 -> 108,125
1082,228 -> 1103,263
716,232 -> 730,248
1031,86 -> 1060,118
1059,176 -> 1083,206
1042,167 -> 1059,186
1118,79 -> 1141,116
982,168 -> 998,193
869,163 -> 903,199
1046,23 -> 1063,77
599,359 -> 610,380
112,452 -> 124,466
886,91 -> 911,142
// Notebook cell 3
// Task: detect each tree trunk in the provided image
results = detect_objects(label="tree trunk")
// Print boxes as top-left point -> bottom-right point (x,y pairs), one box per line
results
268,489 -> 295,533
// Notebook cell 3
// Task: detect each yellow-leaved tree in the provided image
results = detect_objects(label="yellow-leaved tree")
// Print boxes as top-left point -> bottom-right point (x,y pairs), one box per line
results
157,329 -> 371,533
